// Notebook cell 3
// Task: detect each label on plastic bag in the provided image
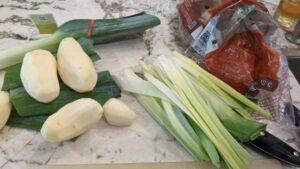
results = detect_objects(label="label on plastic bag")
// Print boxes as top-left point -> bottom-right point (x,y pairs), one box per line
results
256,78 -> 278,92
191,16 -> 221,57
191,26 -> 203,40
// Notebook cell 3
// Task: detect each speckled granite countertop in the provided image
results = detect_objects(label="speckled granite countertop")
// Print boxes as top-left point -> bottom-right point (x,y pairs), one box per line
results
0,0 -> 299,169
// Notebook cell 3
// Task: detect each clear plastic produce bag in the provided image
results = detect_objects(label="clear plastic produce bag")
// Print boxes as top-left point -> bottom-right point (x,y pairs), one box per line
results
177,0 -> 294,122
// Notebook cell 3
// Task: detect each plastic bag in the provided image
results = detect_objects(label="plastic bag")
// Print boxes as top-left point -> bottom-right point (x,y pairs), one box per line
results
177,0 -> 293,122
177,0 -> 219,47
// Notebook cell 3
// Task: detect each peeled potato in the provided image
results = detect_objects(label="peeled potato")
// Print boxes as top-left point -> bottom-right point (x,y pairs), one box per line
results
20,49 -> 59,103
103,98 -> 136,126
57,37 -> 97,93
0,91 -> 11,130
41,98 -> 103,142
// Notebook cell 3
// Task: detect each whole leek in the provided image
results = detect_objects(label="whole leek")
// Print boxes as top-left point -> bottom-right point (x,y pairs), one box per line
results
0,12 -> 160,69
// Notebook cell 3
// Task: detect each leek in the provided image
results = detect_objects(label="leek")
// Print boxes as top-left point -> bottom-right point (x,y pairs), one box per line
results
121,70 -> 218,165
115,53 -> 270,169
189,75 -> 266,141
0,12 -> 160,69
7,110 -> 48,131
151,56 -> 252,168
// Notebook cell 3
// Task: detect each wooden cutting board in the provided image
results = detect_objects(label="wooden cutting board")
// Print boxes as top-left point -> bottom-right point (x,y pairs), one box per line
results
44,159 -> 282,169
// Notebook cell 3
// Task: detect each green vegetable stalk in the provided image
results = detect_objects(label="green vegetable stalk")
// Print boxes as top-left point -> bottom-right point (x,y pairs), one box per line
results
7,110 -> 48,131
114,53 -> 270,169
0,12 -> 160,69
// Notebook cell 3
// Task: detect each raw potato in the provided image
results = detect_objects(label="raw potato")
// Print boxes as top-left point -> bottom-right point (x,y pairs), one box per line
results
41,98 -> 103,142
103,98 -> 136,126
57,37 -> 97,93
0,91 -> 11,130
20,50 -> 59,103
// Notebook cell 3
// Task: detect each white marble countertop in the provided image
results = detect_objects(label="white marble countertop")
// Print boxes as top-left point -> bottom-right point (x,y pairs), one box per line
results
0,0 -> 299,169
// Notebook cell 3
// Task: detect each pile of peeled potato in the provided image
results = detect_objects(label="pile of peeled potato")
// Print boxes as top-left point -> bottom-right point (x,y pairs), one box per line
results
0,37 -> 136,142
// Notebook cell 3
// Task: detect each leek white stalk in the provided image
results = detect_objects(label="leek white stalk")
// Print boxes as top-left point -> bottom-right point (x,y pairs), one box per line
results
0,36 -> 60,69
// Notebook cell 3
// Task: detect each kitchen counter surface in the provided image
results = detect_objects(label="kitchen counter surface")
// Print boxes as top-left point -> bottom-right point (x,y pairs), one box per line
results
0,0 -> 299,169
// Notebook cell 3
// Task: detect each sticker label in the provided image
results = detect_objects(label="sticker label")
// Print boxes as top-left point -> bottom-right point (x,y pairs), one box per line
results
255,77 -> 278,92
29,14 -> 58,34
191,26 -> 203,40
191,16 -> 221,57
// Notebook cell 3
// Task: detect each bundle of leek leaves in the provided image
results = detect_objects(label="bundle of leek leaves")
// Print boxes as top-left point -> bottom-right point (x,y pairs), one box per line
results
0,12 -> 160,131
114,52 -> 270,169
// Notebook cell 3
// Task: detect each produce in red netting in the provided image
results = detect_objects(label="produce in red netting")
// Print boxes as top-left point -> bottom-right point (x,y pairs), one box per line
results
202,0 -> 280,95
177,0 -> 291,120
205,30 -> 280,95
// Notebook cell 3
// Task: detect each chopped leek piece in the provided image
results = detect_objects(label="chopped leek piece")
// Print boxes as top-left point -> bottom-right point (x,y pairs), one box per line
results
7,110 -> 47,131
